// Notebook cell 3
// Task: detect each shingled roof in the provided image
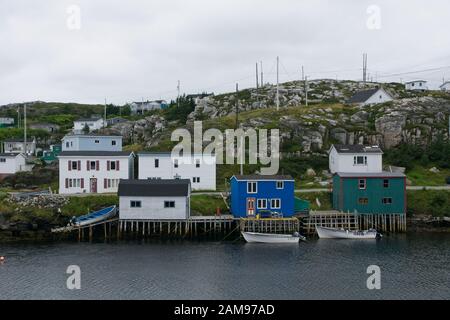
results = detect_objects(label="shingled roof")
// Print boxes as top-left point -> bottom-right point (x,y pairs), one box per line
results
347,88 -> 381,104
118,179 -> 191,197
332,144 -> 383,154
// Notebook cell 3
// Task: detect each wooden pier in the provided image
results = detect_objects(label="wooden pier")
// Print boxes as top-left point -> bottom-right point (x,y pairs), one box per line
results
301,211 -> 407,235
240,218 -> 300,234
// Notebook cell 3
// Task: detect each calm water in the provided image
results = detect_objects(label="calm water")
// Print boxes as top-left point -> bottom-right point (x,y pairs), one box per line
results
0,234 -> 449,300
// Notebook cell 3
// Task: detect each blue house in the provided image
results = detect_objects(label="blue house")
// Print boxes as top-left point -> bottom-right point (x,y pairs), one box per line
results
230,175 -> 295,218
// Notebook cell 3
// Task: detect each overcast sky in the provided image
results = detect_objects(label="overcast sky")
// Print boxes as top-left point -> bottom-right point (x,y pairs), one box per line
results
1,0 -> 450,105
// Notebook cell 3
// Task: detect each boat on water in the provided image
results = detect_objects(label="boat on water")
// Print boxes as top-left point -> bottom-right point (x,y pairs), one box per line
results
316,226 -> 381,239
242,231 -> 306,244
73,205 -> 117,227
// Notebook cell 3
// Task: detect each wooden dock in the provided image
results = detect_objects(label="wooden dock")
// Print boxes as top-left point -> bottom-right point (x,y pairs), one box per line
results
301,211 -> 407,235
239,218 -> 300,234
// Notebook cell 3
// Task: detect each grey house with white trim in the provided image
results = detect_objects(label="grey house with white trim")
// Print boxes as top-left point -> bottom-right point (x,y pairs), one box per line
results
118,179 -> 191,220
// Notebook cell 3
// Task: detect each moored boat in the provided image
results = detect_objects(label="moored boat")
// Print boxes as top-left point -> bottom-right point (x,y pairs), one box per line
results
316,226 -> 380,239
73,205 -> 117,227
242,231 -> 306,243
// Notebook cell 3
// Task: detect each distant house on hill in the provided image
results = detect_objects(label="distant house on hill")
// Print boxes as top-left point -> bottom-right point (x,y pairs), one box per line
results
0,117 -> 15,128
347,88 -> 393,106
439,81 -> 450,92
405,80 -> 428,92
186,93 -> 214,104
130,100 -> 168,114
0,153 -> 31,180
3,137 -> 36,156
73,117 -> 105,134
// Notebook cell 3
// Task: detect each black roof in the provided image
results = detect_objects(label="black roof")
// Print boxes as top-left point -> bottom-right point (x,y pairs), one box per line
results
3,138 -> 35,143
335,172 -> 405,178
118,179 -> 191,197
58,151 -> 132,157
332,144 -> 383,154
232,175 -> 294,181
347,88 -> 381,103
0,153 -> 21,157
75,117 -> 102,122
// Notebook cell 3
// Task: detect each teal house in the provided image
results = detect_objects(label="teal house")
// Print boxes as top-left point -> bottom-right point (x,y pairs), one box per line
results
332,172 -> 406,214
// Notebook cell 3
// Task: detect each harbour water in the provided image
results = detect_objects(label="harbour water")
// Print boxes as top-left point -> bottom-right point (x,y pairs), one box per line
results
0,234 -> 449,300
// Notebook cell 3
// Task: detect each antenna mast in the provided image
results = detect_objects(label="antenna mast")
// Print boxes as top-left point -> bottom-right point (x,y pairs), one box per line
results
276,56 -> 280,111
23,104 -> 27,156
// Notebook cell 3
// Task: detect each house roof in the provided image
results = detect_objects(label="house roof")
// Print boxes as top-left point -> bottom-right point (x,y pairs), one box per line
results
439,81 -> 450,88
232,175 -> 294,181
118,179 -> 191,197
62,134 -> 123,139
332,144 -> 383,154
0,153 -> 22,158
405,80 -> 427,84
138,152 -> 215,157
335,172 -> 405,178
347,88 -> 384,103
3,138 -> 35,143
75,117 -> 103,122
58,151 -> 133,157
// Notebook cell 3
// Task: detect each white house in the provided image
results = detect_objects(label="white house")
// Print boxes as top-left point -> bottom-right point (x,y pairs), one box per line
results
405,80 -> 428,92
3,138 -> 36,156
329,144 -> 383,174
138,152 -> 216,191
0,153 -> 30,179
439,81 -> 450,92
347,88 -> 393,106
73,117 -> 105,134
62,134 -> 123,152
58,151 -> 134,194
118,179 -> 191,220
130,100 -> 168,114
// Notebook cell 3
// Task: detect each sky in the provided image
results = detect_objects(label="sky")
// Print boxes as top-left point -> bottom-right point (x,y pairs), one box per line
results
1,0 -> 450,105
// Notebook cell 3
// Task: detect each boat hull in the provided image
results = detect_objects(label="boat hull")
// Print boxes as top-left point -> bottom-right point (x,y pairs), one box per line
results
316,226 -> 378,239
242,232 -> 300,243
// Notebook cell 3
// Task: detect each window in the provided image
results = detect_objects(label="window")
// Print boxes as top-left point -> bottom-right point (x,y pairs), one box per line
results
247,181 -> 257,194
95,140 -> 99,144
112,140 -> 116,146
90,161 -> 96,170
382,198 -> 393,204
354,156 -> 367,165
383,179 -> 389,188
71,161 -> 78,170
271,199 -> 281,209
0,158 -> 5,163
130,201 -> 141,208
174,159 -> 179,168
276,181 -> 284,189
359,179 -> 366,190
193,177 -> 200,183
358,198 -> 369,205
110,161 -> 116,170
196,159 -> 201,168
257,199 -> 267,209
164,201 -> 175,208
66,142 -> 69,148
155,159 -> 159,168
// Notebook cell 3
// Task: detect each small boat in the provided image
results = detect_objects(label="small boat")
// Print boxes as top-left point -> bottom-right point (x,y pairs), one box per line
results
73,205 -> 117,227
316,226 -> 381,239
242,231 -> 306,244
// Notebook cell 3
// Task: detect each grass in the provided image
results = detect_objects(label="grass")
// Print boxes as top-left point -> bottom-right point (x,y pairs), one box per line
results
190,194 -> 229,216
407,190 -> 450,217
61,195 -> 119,217
295,192 -> 332,210
406,166 -> 450,186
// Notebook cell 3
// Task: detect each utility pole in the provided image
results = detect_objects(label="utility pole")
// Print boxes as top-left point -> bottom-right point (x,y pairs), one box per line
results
256,63 -> 259,89
260,61 -> 263,87
305,76 -> 309,107
276,56 -> 280,111
177,80 -> 180,108
235,83 -> 239,129
302,65 -> 305,81
104,98 -> 107,128
17,107 -> 20,128
23,104 -> 27,156
363,53 -> 368,84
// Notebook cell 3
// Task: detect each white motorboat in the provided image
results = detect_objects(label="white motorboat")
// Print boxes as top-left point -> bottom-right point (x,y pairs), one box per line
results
242,231 -> 306,243
316,226 -> 381,239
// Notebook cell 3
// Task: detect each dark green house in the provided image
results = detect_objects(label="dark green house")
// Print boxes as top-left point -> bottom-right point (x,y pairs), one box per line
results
332,172 -> 406,214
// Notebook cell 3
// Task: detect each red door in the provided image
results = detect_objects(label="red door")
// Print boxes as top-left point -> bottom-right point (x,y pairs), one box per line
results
246,198 -> 256,217
90,178 -> 97,193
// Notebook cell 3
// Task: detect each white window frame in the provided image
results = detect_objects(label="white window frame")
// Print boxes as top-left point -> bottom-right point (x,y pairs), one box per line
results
164,201 -> 175,208
130,200 -> 142,208
257,199 -> 267,209
247,181 -> 257,194
270,199 -> 281,209
276,181 -> 284,189
359,179 -> 366,190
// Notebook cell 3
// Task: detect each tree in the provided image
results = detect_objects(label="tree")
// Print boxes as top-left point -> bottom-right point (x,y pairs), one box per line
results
82,123 -> 90,134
